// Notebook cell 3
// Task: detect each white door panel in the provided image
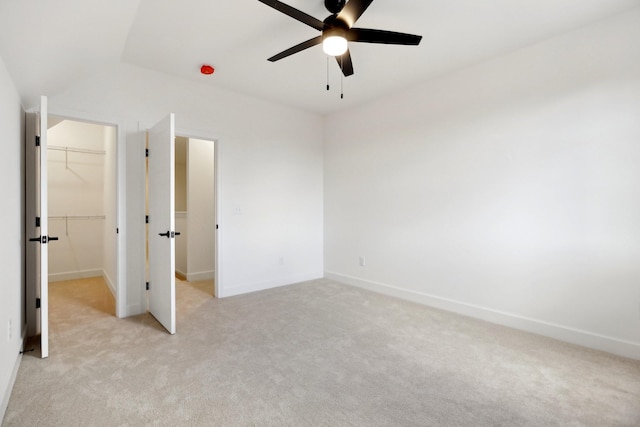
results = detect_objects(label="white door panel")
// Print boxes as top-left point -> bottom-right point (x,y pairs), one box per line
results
26,96 -> 51,358
147,114 -> 176,334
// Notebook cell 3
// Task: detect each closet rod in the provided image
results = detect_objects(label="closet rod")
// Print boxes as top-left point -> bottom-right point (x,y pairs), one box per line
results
49,215 -> 106,220
48,145 -> 106,155
49,215 -> 105,237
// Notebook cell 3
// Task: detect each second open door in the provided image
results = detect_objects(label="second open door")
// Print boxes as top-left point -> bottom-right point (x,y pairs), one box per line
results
147,114 -> 176,334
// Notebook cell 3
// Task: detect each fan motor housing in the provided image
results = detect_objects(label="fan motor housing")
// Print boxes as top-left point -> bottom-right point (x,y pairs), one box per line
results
324,0 -> 346,14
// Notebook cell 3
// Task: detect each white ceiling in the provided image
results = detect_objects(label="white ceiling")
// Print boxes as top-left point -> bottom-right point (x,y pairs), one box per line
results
1,0 -> 639,115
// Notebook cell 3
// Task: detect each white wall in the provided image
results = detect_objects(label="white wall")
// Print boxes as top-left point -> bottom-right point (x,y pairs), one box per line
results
47,63 -> 324,314
0,54 -> 25,422
47,121 -> 105,281
325,10 -> 640,359
103,125 -> 117,294
186,138 -> 215,282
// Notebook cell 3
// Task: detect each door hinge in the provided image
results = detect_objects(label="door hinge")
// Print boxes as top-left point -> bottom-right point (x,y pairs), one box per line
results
35,135 -> 40,147
216,224 -> 219,230
116,227 -> 119,234
35,216 -> 40,228
145,148 -> 149,158
36,298 -> 41,309
145,215 -> 149,224
146,282 -> 149,291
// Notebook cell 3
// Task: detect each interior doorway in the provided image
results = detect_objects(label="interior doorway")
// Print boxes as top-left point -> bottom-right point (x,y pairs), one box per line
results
143,114 -> 218,334
174,136 -> 216,297
146,135 -> 216,290
47,118 -> 119,318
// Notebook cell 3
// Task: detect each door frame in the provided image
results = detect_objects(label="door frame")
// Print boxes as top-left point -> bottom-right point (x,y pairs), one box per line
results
139,122 -> 221,301
47,107 -> 127,318
175,128 -> 220,299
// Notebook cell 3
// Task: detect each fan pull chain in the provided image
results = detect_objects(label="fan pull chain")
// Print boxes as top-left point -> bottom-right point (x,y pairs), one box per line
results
340,56 -> 344,99
326,56 -> 330,91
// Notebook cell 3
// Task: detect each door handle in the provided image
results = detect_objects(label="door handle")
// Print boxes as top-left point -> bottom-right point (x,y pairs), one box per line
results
29,236 -> 59,243
158,231 -> 181,238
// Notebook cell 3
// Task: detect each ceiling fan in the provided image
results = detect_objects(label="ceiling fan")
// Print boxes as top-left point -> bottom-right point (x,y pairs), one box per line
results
258,0 -> 422,77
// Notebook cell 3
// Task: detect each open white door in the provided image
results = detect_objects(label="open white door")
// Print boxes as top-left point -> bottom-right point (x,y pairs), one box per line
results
25,96 -> 53,358
147,114 -> 176,334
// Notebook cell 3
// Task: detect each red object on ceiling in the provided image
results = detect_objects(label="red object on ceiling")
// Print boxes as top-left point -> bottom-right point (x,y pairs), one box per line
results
200,65 -> 215,75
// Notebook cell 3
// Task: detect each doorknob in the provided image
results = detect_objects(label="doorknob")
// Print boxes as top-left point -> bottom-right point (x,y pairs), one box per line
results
28,236 -> 59,243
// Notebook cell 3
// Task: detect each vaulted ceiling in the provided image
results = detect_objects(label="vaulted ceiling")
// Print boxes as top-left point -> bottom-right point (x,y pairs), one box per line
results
1,0 -> 639,114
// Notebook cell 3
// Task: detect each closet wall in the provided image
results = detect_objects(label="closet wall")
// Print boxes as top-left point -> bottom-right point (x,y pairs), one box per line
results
47,120 -> 117,292
175,137 -> 188,277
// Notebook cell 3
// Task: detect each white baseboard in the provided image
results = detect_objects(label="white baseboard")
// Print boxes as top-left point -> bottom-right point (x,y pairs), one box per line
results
102,270 -> 116,298
49,269 -> 102,282
1,330 -> 26,423
325,271 -> 640,361
186,270 -> 214,282
175,268 -> 187,279
221,272 -> 323,298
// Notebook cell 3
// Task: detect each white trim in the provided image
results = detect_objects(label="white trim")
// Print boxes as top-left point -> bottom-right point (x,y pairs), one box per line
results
49,269 -> 103,282
221,273 -> 323,298
325,271 -> 640,361
186,270 -> 215,282
174,126 -> 222,299
214,138 -> 220,300
103,269 -> 116,298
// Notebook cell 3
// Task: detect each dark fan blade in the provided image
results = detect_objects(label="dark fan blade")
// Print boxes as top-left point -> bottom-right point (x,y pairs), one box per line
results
335,49 -> 354,76
347,28 -> 422,45
337,0 -> 374,28
258,0 -> 325,31
268,36 -> 323,62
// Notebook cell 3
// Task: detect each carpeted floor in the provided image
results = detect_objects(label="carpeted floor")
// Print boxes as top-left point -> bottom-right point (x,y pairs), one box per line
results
3,277 -> 640,426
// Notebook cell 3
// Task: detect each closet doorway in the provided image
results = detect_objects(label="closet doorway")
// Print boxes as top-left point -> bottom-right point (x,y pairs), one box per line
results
144,126 -> 216,334
174,136 -> 216,299
47,118 -> 119,321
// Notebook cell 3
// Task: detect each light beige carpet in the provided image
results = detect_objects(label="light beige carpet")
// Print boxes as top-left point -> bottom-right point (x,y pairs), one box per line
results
3,277 -> 640,426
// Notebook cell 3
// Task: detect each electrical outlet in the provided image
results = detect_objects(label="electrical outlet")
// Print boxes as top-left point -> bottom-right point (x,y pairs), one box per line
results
359,256 -> 366,267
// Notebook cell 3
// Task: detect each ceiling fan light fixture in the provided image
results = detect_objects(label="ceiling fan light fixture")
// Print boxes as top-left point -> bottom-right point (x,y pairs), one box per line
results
323,35 -> 348,56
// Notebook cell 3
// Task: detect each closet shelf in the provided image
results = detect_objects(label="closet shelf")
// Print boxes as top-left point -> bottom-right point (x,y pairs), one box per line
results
48,145 -> 106,155
49,215 -> 105,220
49,215 -> 106,236
49,145 -> 106,169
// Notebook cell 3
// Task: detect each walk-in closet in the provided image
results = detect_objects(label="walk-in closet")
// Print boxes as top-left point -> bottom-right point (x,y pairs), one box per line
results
47,118 -> 118,315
